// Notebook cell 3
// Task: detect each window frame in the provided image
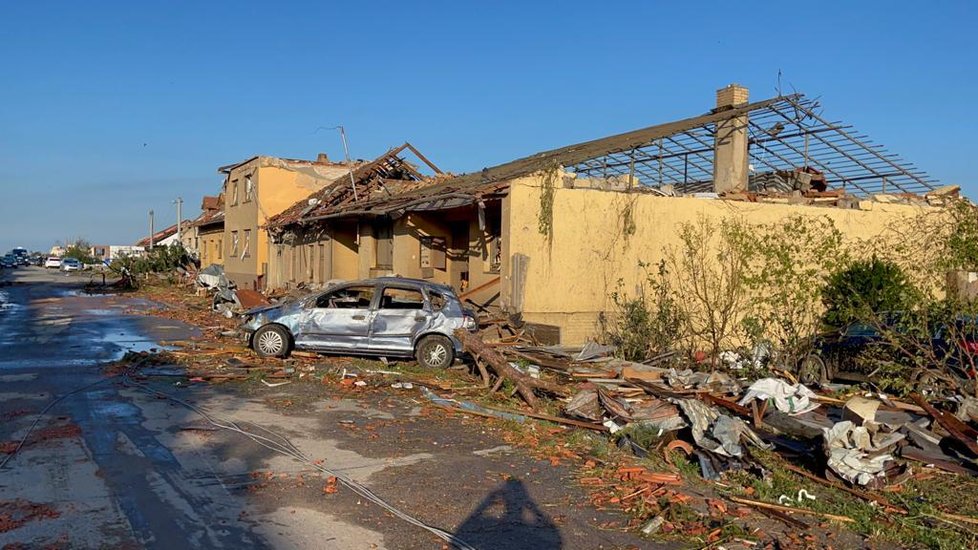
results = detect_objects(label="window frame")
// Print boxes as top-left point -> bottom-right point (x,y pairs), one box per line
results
314,285 -> 377,310
378,285 -> 427,311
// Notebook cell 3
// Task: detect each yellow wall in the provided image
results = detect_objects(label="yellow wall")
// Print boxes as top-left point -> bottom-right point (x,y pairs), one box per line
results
504,175 -> 931,345
224,158 -> 348,288
198,227 -> 223,267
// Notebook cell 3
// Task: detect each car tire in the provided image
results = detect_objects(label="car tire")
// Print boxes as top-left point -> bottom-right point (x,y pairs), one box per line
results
798,354 -> 828,386
253,325 -> 292,358
415,335 -> 454,369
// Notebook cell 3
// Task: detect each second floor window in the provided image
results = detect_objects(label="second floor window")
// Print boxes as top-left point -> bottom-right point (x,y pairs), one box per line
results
242,229 -> 251,258
244,175 -> 254,203
231,179 -> 239,205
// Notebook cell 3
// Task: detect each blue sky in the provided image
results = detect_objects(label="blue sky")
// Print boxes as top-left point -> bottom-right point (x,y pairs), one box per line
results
1,1 -> 975,253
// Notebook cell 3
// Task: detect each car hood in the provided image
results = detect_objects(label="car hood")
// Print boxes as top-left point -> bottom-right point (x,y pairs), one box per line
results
243,304 -> 284,316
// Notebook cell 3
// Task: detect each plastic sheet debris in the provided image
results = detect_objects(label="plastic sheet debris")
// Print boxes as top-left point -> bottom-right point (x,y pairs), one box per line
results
738,378 -> 819,416
676,399 -> 771,457
822,421 -> 903,486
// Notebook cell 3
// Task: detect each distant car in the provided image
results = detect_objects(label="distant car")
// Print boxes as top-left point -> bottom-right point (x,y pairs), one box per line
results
44,257 -> 62,269
60,258 -> 83,272
0,256 -> 16,269
240,277 -> 478,368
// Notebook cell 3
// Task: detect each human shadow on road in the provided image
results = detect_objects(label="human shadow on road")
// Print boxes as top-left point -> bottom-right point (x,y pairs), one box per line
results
454,478 -> 562,550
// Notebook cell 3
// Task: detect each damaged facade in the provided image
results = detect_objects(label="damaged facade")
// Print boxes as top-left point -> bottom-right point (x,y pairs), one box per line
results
253,85 -> 944,345
217,154 -> 359,289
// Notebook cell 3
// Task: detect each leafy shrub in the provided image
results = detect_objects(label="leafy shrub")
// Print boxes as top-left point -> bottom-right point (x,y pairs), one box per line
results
822,256 -> 916,328
602,261 -> 683,362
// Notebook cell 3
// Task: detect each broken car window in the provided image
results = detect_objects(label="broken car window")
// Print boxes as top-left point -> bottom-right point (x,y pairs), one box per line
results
315,286 -> 375,309
379,287 -> 425,310
429,291 -> 447,311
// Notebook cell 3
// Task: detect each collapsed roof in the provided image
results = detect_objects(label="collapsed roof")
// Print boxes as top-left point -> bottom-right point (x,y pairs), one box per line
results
267,143 -> 444,229
273,93 -> 940,226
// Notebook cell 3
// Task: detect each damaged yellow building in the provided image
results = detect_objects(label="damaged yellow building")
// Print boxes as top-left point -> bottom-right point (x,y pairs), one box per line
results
217,154 -> 358,289
265,85 -> 947,344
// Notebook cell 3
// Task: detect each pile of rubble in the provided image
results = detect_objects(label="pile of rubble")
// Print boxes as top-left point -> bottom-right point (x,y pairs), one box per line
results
451,327 -> 978,529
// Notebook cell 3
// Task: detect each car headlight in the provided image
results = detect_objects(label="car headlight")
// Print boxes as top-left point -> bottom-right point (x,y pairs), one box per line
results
462,314 -> 477,331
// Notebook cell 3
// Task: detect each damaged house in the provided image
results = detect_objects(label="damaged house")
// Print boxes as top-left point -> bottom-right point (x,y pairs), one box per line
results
264,85 -> 946,345
217,154 -> 361,289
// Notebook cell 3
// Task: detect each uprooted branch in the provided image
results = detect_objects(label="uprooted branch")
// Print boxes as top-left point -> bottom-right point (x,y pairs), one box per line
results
454,329 -> 568,409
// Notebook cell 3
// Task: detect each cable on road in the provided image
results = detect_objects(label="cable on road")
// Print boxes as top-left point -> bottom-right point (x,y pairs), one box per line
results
0,375 -> 120,470
122,373 -> 478,550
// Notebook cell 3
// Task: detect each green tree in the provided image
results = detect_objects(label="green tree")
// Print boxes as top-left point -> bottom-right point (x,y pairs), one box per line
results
822,256 -> 916,328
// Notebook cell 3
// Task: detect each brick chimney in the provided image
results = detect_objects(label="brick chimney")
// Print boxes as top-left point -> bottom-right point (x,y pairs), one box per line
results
713,84 -> 750,194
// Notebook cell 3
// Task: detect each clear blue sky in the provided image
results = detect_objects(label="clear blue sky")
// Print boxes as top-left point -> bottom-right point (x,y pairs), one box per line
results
1,1 -> 975,253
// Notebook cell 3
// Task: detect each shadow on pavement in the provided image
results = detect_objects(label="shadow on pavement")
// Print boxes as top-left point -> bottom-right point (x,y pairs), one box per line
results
455,478 -> 562,549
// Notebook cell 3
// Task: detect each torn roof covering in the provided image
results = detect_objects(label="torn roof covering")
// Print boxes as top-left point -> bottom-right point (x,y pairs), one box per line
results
135,224 -> 179,247
273,93 -> 941,227
266,143 -> 446,229
191,208 -> 224,229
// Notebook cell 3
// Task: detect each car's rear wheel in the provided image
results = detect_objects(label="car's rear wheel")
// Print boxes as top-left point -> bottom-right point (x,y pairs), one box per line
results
798,354 -> 828,385
415,335 -> 454,369
253,325 -> 292,358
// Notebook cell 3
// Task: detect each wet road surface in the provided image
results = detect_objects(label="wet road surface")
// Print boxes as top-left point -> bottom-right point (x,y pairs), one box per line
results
0,268 -> 646,549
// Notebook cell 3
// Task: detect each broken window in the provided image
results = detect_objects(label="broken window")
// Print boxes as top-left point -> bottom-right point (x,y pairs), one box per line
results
243,175 -> 254,203
316,286 -> 375,309
230,231 -> 239,257
483,215 -> 501,273
374,221 -> 393,270
230,179 -> 239,206
379,287 -> 425,310
242,230 -> 251,258
420,236 -> 447,271
429,290 -> 447,312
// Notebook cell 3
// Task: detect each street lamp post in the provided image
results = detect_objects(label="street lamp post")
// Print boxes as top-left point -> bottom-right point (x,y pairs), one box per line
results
173,197 -> 183,248
149,210 -> 155,250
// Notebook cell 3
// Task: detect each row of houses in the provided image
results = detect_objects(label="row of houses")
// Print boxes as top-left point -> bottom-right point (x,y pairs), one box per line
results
158,84 -> 950,345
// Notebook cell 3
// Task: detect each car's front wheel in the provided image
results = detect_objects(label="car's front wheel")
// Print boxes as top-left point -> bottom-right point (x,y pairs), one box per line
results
797,353 -> 828,386
415,335 -> 454,369
253,325 -> 292,358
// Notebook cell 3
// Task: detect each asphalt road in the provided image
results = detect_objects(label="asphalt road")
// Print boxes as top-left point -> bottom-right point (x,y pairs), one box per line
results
0,267 -> 645,549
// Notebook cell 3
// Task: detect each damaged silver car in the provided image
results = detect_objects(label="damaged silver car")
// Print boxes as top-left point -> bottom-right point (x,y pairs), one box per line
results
240,277 -> 477,368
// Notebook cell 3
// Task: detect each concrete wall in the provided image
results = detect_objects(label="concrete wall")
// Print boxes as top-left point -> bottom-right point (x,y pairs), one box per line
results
504,175 -> 930,345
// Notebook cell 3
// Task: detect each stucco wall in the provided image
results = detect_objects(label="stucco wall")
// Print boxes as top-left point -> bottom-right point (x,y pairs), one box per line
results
504,176 -> 931,345
224,158 -> 348,289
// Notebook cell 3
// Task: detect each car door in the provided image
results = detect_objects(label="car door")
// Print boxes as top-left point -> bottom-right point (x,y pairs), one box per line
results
368,285 -> 431,354
299,285 -> 377,351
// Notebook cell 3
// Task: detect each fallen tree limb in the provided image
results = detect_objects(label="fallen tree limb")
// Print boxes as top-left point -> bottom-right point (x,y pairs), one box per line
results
728,496 -> 855,523
780,463 -> 906,514
455,329 -> 569,409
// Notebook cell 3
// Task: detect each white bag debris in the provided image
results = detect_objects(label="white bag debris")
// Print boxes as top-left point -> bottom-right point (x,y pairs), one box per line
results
738,377 -> 819,416
822,420 -> 902,486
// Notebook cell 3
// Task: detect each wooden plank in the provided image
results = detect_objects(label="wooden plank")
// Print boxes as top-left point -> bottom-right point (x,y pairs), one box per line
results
911,393 -> 978,457
459,276 -> 500,300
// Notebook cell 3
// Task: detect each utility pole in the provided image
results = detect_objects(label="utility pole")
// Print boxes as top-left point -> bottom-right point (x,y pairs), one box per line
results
149,210 -> 155,250
174,197 -> 183,247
